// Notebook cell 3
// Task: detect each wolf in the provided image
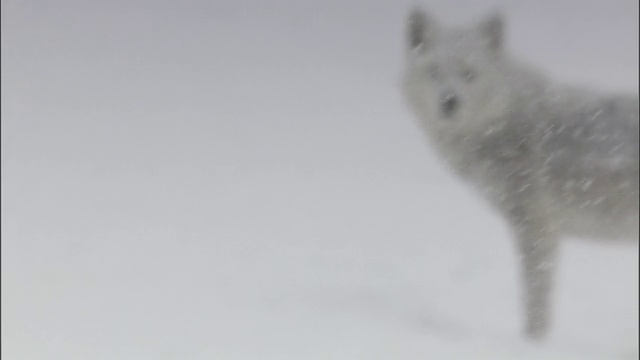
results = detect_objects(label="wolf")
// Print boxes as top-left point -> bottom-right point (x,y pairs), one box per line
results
401,8 -> 639,340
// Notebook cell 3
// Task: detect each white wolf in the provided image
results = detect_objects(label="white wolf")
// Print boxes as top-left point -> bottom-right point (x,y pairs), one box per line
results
401,8 -> 639,339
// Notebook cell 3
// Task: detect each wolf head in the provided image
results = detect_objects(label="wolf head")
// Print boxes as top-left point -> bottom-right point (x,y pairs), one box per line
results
402,8 -> 514,134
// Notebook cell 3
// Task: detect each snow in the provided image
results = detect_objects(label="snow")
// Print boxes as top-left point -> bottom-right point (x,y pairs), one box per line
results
2,0 -> 638,359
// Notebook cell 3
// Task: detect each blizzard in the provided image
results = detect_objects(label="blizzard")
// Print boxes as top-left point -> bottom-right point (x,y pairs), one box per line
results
2,0 -> 638,359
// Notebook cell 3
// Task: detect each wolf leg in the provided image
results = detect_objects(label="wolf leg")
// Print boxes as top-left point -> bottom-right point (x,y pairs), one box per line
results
510,208 -> 559,340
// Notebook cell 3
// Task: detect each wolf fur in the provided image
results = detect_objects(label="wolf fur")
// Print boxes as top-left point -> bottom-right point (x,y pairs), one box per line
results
401,8 -> 639,339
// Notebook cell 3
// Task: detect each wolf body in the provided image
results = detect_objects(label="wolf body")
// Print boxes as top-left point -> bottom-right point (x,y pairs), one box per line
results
401,8 -> 639,339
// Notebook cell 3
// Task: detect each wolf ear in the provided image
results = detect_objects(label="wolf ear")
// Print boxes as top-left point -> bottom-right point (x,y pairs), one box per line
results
407,7 -> 435,53
478,12 -> 504,52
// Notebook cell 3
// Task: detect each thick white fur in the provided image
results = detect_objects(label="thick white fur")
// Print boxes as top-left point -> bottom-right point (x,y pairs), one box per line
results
402,8 -> 639,339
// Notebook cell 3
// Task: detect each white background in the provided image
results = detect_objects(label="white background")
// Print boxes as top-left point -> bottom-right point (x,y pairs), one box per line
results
2,0 -> 638,358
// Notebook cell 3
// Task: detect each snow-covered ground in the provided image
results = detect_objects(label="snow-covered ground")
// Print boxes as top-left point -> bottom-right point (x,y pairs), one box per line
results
2,0 -> 638,359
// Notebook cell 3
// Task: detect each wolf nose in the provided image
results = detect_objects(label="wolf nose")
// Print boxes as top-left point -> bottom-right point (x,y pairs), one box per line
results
441,93 -> 459,117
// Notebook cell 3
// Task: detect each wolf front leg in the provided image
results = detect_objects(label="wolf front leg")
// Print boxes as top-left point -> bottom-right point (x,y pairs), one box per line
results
509,208 -> 559,340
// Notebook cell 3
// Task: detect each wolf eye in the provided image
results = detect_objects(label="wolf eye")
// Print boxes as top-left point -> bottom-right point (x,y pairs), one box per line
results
462,69 -> 477,83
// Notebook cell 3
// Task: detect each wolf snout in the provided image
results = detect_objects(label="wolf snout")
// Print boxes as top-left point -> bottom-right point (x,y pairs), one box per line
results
440,93 -> 459,117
